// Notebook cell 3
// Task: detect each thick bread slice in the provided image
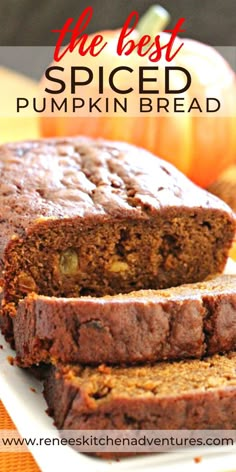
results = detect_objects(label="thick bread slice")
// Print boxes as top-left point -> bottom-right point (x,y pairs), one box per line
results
44,352 -> 236,432
14,274 -> 236,366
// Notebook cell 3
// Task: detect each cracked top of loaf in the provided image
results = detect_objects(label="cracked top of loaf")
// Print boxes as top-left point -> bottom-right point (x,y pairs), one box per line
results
0,136 -> 234,227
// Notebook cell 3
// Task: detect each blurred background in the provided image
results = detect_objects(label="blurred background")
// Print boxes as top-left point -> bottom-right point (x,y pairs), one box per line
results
0,0 -> 235,77
1,0 -> 236,46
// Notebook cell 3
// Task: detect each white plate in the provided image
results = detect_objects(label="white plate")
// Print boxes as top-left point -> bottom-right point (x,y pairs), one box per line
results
0,259 -> 236,472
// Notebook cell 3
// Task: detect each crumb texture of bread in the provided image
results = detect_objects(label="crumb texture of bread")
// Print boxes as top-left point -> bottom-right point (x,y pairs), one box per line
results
44,353 -> 236,431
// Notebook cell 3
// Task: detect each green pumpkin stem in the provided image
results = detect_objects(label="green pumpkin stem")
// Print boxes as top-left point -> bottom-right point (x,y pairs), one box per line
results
136,5 -> 170,38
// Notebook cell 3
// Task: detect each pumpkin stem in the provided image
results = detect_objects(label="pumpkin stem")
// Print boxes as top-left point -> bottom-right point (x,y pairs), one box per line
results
136,5 -> 170,38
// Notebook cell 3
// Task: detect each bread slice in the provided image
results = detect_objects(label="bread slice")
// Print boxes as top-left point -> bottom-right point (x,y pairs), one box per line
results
44,352 -> 236,432
14,274 -> 236,366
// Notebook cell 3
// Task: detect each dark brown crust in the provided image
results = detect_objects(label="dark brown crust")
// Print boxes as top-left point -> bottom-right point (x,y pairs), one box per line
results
14,274 -> 236,366
0,137 -> 234,242
44,353 -> 236,433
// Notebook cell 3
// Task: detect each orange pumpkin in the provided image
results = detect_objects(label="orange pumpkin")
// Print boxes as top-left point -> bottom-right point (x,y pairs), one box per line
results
40,6 -> 236,188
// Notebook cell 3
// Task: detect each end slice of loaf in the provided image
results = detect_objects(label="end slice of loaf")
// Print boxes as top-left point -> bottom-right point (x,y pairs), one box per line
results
44,352 -> 236,433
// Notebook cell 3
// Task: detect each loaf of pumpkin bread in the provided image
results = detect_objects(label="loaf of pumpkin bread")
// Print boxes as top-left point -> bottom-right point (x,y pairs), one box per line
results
14,274 -> 236,366
0,137 -> 235,343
